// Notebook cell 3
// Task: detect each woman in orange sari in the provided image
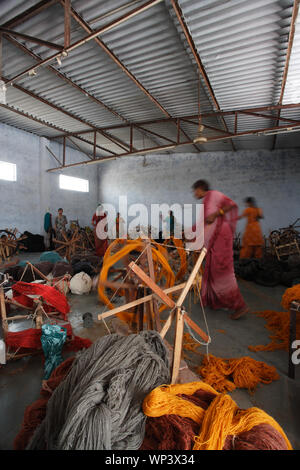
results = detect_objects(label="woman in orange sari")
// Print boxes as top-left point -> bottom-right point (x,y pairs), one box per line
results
239,197 -> 264,259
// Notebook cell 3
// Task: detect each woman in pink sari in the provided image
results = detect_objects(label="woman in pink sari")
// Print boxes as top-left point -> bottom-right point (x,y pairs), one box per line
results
192,180 -> 248,320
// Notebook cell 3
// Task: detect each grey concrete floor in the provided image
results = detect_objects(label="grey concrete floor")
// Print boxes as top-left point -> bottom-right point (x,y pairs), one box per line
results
0,252 -> 299,449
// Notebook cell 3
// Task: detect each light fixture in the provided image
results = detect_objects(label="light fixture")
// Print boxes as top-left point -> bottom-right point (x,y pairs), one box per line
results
258,126 -> 300,136
193,72 -> 207,144
56,56 -> 62,66
28,69 -> 37,76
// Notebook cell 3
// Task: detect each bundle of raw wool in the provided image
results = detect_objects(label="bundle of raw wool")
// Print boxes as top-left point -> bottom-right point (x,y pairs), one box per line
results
249,284 -> 300,352
39,251 -> 63,264
72,261 -> 95,277
197,354 -> 279,392
52,261 -> 73,278
142,382 -> 292,450
26,331 -> 170,450
69,272 -> 92,295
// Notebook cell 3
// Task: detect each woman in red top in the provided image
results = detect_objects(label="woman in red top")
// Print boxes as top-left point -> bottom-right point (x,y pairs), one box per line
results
92,205 -> 108,257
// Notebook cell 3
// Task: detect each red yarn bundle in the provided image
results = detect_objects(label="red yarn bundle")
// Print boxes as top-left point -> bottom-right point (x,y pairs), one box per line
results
12,281 -> 70,319
14,357 -> 75,450
5,324 -> 91,353
6,328 -> 43,350
65,335 -> 92,351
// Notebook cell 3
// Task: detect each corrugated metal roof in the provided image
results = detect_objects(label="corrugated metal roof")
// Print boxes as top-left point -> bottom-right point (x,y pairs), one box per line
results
0,0 -> 299,155
283,6 -> 300,103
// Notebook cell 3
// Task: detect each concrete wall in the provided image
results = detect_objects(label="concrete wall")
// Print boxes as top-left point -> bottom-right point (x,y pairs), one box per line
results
98,149 -> 300,235
0,122 -> 98,235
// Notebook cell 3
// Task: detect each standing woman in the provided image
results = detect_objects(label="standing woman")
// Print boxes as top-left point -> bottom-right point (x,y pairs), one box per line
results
239,197 -> 264,259
92,205 -> 108,257
54,208 -> 68,241
115,212 -> 125,239
191,180 -> 249,320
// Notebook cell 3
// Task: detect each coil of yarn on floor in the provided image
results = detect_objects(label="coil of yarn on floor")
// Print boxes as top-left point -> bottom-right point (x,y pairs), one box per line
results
197,354 -> 279,392
26,331 -> 170,450
142,382 -> 292,450
182,333 -> 279,391
249,284 -> 300,352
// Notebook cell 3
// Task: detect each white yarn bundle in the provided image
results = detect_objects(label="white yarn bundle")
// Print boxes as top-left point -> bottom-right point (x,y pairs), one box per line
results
69,272 -> 92,295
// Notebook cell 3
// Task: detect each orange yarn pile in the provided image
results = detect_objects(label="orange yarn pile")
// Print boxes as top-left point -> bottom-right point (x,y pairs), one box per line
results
249,284 -> 300,352
142,382 -> 292,450
197,354 -> 279,392
281,284 -> 300,310
182,332 -> 278,392
182,332 -> 202,353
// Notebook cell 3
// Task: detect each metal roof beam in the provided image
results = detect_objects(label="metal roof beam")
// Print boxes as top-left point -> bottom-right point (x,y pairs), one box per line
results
46,119 -> 300,171
272,0 -> 299,150
0,27 -> 63,51
48,103 -> 300,138
1,0 -> 60,29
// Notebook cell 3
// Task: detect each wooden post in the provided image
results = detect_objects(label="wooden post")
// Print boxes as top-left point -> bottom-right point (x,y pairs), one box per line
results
175,249 -> 206,307
171,307 -> 184,383
0,287 -> 8,336
145,240 -> 161,331
128,261 -> 174,308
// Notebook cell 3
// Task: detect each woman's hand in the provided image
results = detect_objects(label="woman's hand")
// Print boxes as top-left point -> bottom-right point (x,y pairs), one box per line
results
205,212 -> 218,224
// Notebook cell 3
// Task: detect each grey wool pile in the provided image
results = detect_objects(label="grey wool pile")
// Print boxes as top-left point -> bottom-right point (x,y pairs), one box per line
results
27,331 -> 170,450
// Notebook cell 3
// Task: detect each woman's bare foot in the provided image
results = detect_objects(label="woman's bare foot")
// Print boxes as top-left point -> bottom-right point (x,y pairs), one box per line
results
230,307 -> 249,320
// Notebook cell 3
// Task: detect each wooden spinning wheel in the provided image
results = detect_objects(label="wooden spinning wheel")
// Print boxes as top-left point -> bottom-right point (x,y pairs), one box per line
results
162,237 -> 188,281
0,229 -> 27,263
53,229 -> 82,261
98,239 -> 175,324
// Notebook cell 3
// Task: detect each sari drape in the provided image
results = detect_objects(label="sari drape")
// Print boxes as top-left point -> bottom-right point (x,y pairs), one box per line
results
200,191 -> 246,311
92,213 -> 108,257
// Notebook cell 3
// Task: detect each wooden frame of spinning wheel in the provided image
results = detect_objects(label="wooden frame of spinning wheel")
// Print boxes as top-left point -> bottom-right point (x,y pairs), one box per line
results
98,244 -> 207,383
0,229 -> 27,263
53,228 -> 82,261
